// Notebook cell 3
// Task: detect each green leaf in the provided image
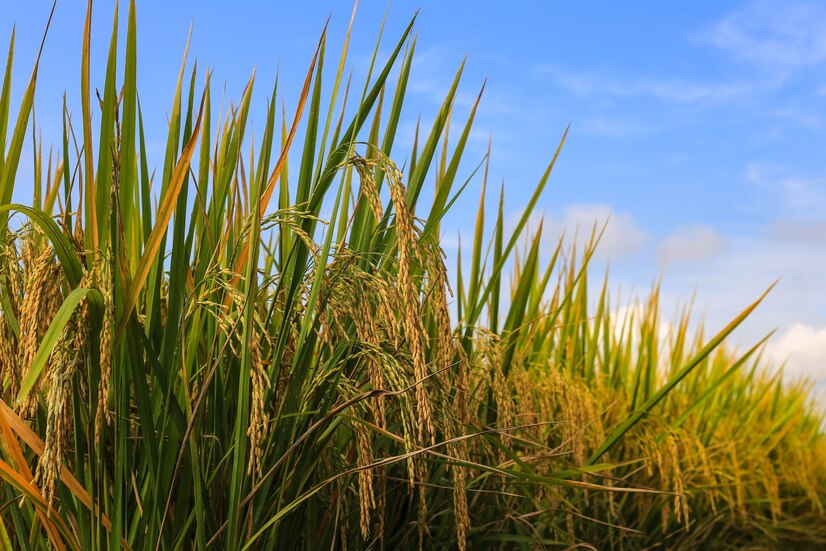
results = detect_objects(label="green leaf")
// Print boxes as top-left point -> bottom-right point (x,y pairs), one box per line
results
17,287 -> 102,403
586,282 -> 777,465
0,204 -> 82,286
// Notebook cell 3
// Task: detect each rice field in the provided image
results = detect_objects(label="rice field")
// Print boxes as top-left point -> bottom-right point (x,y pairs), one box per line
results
0,2 -> 824,549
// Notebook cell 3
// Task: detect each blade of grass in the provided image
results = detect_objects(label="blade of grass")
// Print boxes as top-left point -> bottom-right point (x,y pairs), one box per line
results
586,281 -> 778,465
116,93 -> 205,340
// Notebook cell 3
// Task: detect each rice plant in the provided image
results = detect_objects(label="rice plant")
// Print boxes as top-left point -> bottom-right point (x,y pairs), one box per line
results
0,2 -> 823,549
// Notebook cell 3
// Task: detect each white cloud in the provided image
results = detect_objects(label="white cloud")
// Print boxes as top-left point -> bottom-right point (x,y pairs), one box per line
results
745,162 -> 826,216
451,204 -> 826,385
439,232 -> 462,252
610,302 -> 677,347
405,46 -> 504,114
538,65 -> 756,105
768,219 -> 826,245
659,225 -> 726,264
766,323 -> 826,381
655,232 -> 826,349
580,116 -> 653,138
763,106 -> 821,130
518,203 -> 648,263
694,0 -> 826,69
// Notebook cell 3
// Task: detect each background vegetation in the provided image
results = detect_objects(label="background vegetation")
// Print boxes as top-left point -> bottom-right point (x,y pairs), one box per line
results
0,2 -> 823,549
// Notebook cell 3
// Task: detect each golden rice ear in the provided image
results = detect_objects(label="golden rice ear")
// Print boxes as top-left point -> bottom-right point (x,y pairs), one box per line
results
38,264 -> 91,507
383,155 -> 434,451
730,442 -> 747,522
0,313 -> 16,397
355,422 -> 375,540
95,247 -> 114,444
446,437 -> 469,551
246,324 -> 271,479
346,154 -> 384,222
0,236 -> 21,398
16,245 -> 55,414
664,432 -> 689,529
3,1 -> 826,548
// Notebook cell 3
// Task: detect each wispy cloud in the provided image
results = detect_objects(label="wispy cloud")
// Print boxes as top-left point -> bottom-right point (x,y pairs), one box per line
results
768,219 -> 826,245
537,65 -> 758,105
693,0 -> 826,69
656,232 -> 826,345
513,203 -> 649,263
404,45 -> 506,114
762,106 -> 821,130
580,116 -> 655,138
766,323 -> 826,380
659,225 -> 726,264
745,162 -> 826,216
592,226 -> 826,384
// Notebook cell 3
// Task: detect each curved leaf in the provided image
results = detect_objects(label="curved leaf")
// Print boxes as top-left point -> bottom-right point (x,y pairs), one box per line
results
0,459 -> 78,549
586,282 -> 777,466
0,204 -> 82,286
116,92 -> 204,341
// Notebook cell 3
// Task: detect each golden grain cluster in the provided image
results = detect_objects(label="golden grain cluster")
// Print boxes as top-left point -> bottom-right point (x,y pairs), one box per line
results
0,2 -> 822,550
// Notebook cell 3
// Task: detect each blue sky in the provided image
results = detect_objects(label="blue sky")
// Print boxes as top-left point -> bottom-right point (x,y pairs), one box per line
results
3,1 -> 826,383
